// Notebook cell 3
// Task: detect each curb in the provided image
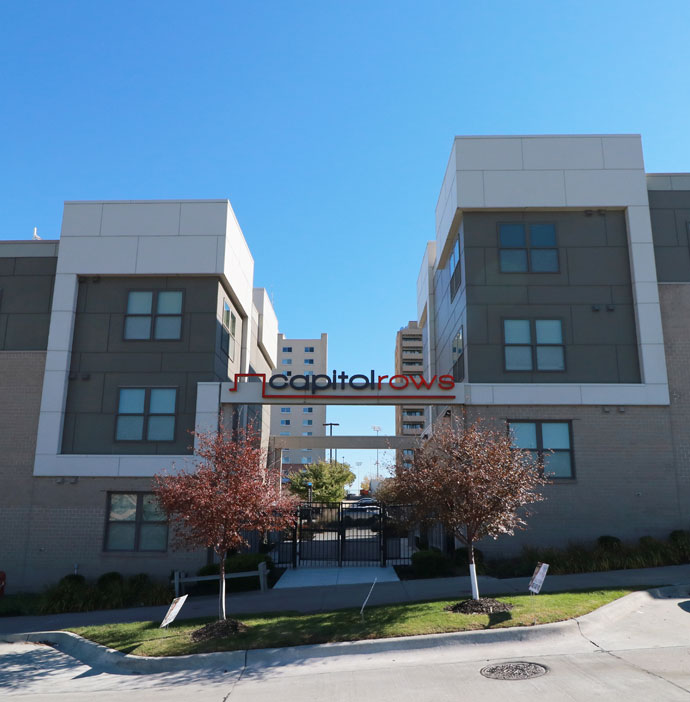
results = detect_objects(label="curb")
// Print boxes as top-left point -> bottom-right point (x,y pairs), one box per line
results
3,584 -> 688,675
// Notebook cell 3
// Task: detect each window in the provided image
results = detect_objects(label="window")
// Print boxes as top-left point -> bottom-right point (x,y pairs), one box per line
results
280,419 -> 291,426
403,449 -> 414,457
509,421 -> 574,479
405,360 -> 423,367
282,359 -> 292,365
303,419 -> 313,426
124,290 -> 183,340
504,320 -> 565,371
303,407 -> 313,413
305,371 -> 314,376
282,454 -> 290,463
104,493 -> 167,552
304,359 -> 314,365
282,346 -> 293,352
403,461 -> 412,468
221,301 -> 237,360
280,407 -> 291,413
279,431 -> 290,436
402,335 -> 421,342
285,371 -> 292,377
301,456 -> 312,464
448,233 -> 462,298
452,326 -> 465,381
304,346 -> 314,352
403,410 -> 424,417
403,423 -> 423,430
116,388 -> 176,441
499,223 -> 559,273
302,431 -> 312,436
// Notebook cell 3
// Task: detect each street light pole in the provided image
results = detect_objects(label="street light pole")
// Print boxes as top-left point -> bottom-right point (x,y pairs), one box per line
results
323,422 -> 340,464
372,425 -> 382,478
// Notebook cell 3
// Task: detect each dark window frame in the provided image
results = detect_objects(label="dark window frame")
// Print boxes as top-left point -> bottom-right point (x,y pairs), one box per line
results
498,222 -> 560,274
452,325 -> 465,382
220,300 -> 237,361
115,386 -> 178,443
502,318 -> 566,373
103,492 -> 168,552
507,419 -> 575,480
123,289 -> 185,341
447,232 -> 462,300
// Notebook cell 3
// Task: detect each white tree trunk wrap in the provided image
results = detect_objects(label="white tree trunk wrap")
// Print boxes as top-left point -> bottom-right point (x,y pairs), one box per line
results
469,562 -> 479,600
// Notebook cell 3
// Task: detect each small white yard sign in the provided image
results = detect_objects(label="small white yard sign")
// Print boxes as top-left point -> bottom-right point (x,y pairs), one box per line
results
160,594 -> 188,628
528,562 -> 549,594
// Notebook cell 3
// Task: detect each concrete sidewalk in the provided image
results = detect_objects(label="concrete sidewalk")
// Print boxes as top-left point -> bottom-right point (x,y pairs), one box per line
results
2,563 -> 690,635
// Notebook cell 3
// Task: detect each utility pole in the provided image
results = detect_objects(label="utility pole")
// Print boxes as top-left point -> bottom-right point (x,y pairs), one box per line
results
323,422 -> 340,464
372,425 -> 381,478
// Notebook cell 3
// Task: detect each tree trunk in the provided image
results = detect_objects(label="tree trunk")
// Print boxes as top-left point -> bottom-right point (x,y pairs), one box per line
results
468,540 -> 480,600
218,552 -> 226,621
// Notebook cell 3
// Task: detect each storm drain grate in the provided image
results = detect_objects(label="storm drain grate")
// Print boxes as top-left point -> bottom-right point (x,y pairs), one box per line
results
480,662 -> 548,680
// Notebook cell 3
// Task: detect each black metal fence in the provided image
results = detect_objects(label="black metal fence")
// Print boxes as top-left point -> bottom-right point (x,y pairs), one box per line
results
269,502 -> 416,568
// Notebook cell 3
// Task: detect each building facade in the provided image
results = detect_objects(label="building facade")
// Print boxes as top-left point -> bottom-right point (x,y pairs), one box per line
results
416,134 -> 690,555
394,321 -> 425,468
269,333 -> 328,473
0,200 -> 280,592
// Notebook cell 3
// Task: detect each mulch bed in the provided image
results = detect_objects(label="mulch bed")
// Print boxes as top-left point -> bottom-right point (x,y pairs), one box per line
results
190,618 -> 248,642
445,597 -> 514,615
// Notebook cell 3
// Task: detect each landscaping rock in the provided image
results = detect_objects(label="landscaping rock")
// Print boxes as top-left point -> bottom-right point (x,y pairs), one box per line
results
190,618 -> 248,642
445,597 -> 514,615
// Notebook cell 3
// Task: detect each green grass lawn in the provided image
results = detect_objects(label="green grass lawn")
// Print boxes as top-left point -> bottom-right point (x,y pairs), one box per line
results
68,588 -> 630,657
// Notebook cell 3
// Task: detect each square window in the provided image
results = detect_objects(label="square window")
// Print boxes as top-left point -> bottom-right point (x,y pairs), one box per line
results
147,415 -> 175,441
536,346 -> 565,371
535,320 -> 563,344
149,388 -> 176,414
124,316 -> 152,340
304,359 -> 314,364
154,316 -> 182,340
529,223 -> 556,247
530,249 -> 559,272
505,346 -> 533,371
281,407 -> 291,413
504,320 -> 532,344
500,249 -> 528,272
127,292 -> 153,314
508,421 -> 573,479
281,419 -> 290,426
303,419 -> 313,426
116,388 -> 176,442
304,346 -> 314,352
303,407 -> 313,413
116,415 -> 144,440
157,291 -> 183,314
282,359 -> 292,365
118,388 -> 146,414
104,493 -> 167,552
282,346 -> 292,352
499,223 -> 526,247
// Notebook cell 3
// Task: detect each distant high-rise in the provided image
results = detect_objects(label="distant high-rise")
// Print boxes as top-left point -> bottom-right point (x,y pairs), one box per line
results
394,321 -> 425,467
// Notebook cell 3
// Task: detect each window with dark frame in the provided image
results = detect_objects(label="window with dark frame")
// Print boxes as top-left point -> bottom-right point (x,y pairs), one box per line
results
304,346 -> 314,352
220,300 -> 237,361
508,421 -> 574,479
504,319 -> 565,371
448,233 -> 462,299
452,326 -> 465,381
104,493 -> 168,552
124,290 -> 183,340
499,223 -> 559,273
115,387 -> 177,441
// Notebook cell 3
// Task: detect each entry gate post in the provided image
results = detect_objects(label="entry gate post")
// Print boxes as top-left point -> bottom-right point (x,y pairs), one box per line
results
338,503 -> 344,567
380,508 -> 386,567
292,512 -> 298,568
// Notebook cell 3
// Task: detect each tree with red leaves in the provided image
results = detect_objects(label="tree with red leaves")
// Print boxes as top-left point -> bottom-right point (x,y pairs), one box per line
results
153,425 -> 298,620
392,420 -> 548,600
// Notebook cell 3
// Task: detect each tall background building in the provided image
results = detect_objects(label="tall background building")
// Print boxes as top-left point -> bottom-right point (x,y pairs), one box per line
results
270,333 -> 328,475
394,321 -> 425,468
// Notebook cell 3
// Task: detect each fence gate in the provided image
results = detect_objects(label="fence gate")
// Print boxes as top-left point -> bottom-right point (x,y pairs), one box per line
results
271,502 -> 413,568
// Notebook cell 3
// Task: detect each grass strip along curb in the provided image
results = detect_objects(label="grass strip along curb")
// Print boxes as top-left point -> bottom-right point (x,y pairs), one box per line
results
29,588 -> 632,668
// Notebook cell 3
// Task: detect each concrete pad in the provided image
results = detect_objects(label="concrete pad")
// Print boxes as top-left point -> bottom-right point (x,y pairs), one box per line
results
273,567 -> 399,589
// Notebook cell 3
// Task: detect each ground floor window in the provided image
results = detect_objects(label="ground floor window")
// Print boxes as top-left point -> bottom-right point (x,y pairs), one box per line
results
508,420 -> 574,479
104,493 -> 168,552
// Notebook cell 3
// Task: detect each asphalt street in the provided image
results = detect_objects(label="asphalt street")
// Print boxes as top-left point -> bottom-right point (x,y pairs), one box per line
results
2,586 -> 690,701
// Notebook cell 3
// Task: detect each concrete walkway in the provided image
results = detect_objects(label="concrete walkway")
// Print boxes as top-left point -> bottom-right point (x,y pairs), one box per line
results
273,566 -> 399,588
2,563 -> 690,635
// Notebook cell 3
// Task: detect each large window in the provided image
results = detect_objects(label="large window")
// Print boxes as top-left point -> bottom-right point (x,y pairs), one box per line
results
499,223 -> 559,273
221,301 -> 237,360
452,326 -> 464,381
104,493 -> 168,551
124,290 -> 183,340
116,388 -> 177,441
504,319 -> 565,371
509,421 -> 574,479
448,233 -> 462,299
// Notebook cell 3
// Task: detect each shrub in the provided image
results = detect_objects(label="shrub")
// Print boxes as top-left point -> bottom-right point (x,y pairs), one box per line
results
597,535 -> 622,551
96,571 -> 124,588
411,549 -> 452,578
669,530 -> 690,561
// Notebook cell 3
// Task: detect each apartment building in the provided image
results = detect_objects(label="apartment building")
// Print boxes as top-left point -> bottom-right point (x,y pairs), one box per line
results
415,134 -> 690,555
394,321 -> 425,467
270,333 -> 328,474
0,200 -> 280,592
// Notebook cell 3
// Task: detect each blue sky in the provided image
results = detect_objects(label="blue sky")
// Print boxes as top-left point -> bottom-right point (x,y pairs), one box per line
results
2,1 -> 690,485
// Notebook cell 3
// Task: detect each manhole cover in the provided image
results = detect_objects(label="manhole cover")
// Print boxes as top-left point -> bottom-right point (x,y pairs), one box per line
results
480,662 -> 548,680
